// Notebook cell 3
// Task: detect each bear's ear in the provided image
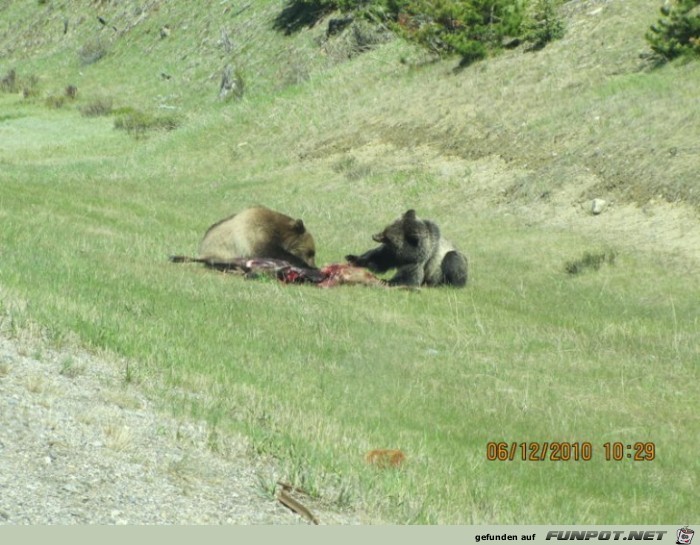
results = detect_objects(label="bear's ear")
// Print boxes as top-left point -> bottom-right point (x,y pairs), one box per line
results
402,210 -> 419,237
293,219 -> 306,234
372,231 -> 387,243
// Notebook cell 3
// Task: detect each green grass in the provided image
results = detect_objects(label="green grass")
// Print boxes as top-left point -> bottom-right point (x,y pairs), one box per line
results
1,0 -> 699,524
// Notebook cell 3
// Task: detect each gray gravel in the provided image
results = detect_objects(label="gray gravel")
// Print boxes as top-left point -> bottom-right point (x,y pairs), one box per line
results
0,326 -> 367,525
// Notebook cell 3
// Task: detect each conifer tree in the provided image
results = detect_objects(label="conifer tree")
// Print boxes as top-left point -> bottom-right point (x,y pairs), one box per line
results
646,0 -> 700,61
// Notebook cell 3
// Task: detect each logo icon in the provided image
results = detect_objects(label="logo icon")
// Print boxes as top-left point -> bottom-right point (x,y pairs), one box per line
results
677,527 -> 695,545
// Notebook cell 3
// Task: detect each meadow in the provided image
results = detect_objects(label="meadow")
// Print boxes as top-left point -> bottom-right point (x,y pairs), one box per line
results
0,0 -> 698,523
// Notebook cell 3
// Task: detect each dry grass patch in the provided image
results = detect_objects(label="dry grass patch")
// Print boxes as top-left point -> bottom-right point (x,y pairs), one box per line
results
104,423 -> 133,452
104,390 -> 144,411
25,374 -> 45,394
59,356 -> 85,378
79,97 -> 114,117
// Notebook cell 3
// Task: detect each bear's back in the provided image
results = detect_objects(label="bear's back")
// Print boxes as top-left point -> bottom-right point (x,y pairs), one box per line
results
197,207 -> 316,268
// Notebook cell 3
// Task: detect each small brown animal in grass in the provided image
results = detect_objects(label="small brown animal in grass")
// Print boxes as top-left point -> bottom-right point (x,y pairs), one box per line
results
365,449 -> 406,468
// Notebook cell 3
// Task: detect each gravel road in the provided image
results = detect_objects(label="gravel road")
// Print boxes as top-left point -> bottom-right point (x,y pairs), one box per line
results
0,326 -> 368,525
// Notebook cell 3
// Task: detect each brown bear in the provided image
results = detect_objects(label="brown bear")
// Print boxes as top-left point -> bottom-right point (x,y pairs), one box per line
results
171,206 -> 316,269
345,209 -> 468,287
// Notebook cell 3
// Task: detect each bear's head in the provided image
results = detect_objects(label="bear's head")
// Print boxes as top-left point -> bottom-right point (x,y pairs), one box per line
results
283,218 -> 316,268
372,209 -> 434,265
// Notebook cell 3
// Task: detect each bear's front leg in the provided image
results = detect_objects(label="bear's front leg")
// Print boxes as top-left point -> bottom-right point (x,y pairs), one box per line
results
387,264 -> 425,287
345,245 -> 395,273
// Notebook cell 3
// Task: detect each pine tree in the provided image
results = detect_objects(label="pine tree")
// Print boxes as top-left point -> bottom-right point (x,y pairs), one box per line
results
646,0 -> 700,61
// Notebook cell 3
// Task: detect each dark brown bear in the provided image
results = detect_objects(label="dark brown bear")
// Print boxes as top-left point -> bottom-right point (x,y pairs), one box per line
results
345,209 -> 467,287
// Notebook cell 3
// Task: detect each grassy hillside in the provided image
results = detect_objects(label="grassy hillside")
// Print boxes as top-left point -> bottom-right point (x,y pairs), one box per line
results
1,0 -> 698,524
